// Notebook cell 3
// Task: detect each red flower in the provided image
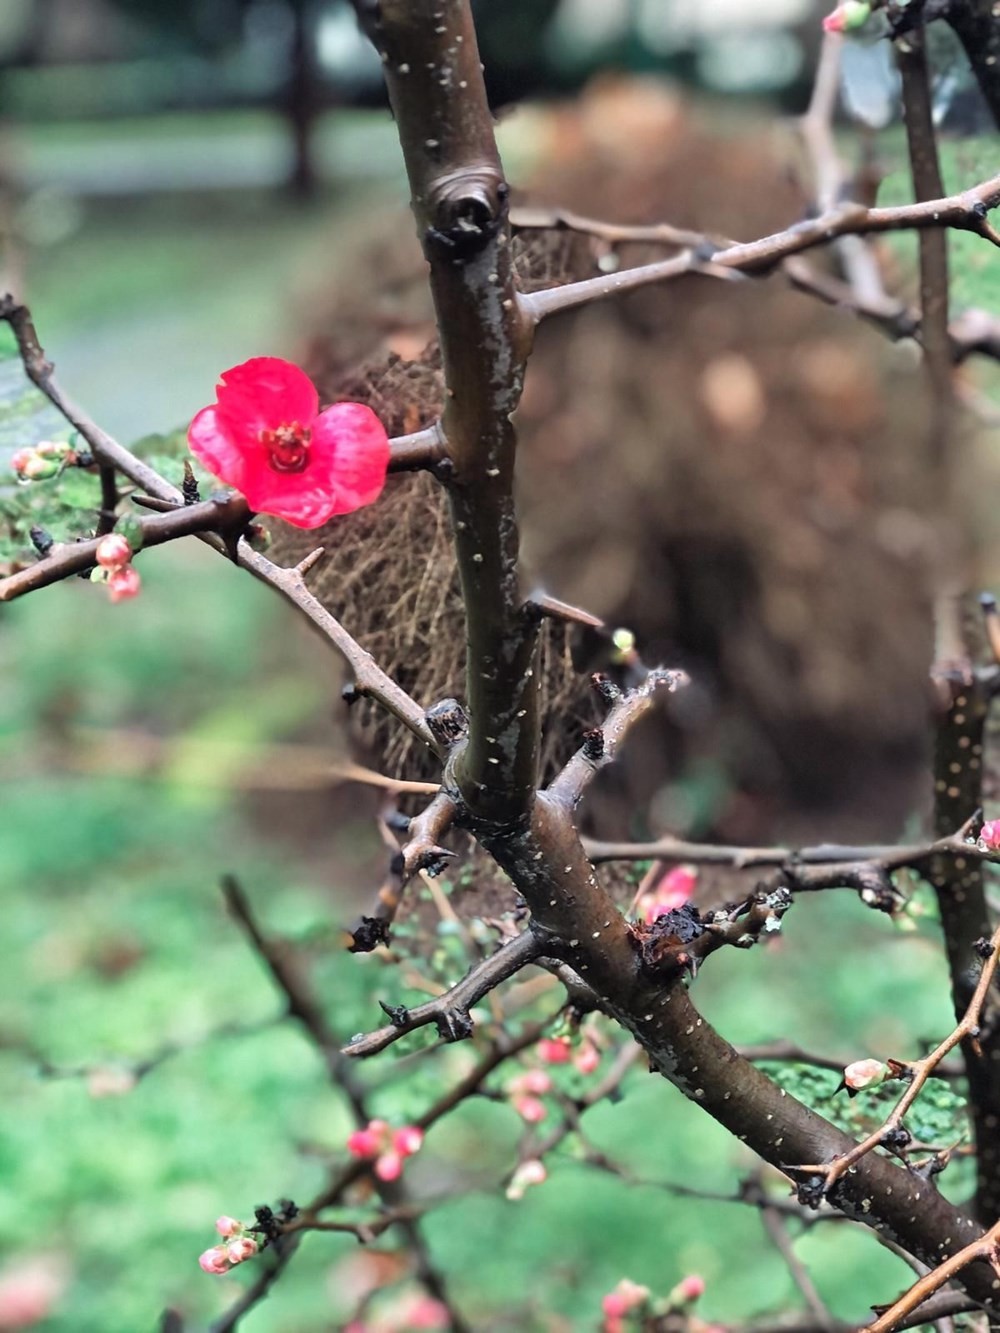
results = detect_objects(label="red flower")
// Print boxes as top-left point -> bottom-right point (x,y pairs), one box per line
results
188,357 -> 389,530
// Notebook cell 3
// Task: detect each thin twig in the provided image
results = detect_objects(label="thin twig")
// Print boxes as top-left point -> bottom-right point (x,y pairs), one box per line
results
522,175 -> 1000,323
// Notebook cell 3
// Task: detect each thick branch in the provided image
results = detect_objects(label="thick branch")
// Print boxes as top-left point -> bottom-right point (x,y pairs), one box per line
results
357,0 -> 537,824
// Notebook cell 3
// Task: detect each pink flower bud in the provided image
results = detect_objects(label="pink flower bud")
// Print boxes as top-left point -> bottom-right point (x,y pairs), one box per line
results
574,1041 -> 601,1076
215,1217 -> 242,1238
21,454 -> 60,481
392,1126 -> 424,1158
602,1279 -> 650,1319
0,1258 -> 67,1328
347,1126 -> 383,1160
85,1066 -> 136,1098
107,566 -> 141,603
508,1069 -> 553,1096
843,1058 -> 888,1091
512,1094 -> 548,1124
10,449 -> 35,476
406,1296 -> 450,1328
226,1237 -> 258,1265
671,1274 -> 706,1304
374,1150 -> 404,1182
198,1247 -> 230,1275
95,534 -> 133,570
822,0 -> 871,31
506,1158 -> 547,1200
978,819 -> 1000,852
537,1037 -> 572,1065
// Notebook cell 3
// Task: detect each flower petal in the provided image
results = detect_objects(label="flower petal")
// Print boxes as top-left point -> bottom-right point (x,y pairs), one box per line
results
215,357 -> 318,452
310,402 -> 390,514
188,405 -> 250,493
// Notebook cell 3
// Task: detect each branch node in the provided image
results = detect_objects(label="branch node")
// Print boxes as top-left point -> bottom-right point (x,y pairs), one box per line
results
425,698 -> 469,748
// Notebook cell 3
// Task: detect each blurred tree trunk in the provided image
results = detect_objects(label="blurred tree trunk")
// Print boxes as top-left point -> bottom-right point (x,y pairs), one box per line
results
286,0 -> 317,198
945,0 -> 1000,127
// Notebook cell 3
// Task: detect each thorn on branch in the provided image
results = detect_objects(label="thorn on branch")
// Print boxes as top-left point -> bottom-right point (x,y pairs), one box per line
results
295,547 -> 327,579
582,729 -> 605,761
29,526 -> 53,556
182,460 -> 200,505
591,672 -> 621,704
794,1175 -> 827,1210
435,1008 -> 474,1042
425,697 -> 469,748
348,916 -> 391,953
380,1001 -> 410,1028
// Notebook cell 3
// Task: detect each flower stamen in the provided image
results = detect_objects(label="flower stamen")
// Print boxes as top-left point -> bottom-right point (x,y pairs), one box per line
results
261,421 -> 310,473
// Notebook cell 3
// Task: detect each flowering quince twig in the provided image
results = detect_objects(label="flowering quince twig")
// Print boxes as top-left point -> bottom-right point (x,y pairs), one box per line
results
188,357 -> 390,530
198,1216 -> 260,1275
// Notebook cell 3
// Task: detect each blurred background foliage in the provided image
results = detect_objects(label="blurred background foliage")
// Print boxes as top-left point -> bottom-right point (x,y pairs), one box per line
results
1,1 -> 999,1330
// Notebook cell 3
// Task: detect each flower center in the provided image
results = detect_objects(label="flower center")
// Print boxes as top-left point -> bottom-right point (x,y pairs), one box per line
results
260,421 -> 310,473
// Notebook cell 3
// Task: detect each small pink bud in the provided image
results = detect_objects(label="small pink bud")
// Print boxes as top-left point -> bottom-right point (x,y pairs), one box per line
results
85,1066 -> 136,1098
537,1037 -> 572,1065
843,1058 -> 888,1092
347,1124 -> 385,1159
226,1238 -> 258,1265
822,0 -> 871,30
506,1158 -> 547,1200
21,454 -> 60,481
406,1296 -> 450,1328
198,1247 -> 230,1275
0,1258 -> 67,1328
95,534 -> 133,570
10,448 -> 35,476
215,1217 -> 242,1238
508,1069 -> 553,1096
574,1041 -> 601,1076
602,1279 -> 650,1319
512,1094 -> 547,1124
671,1274 -> 706,1304
107,566 -> 141,603
978,819 -> 1000,852
392,1126 -> 424,1158
375,1150 -> 404,1182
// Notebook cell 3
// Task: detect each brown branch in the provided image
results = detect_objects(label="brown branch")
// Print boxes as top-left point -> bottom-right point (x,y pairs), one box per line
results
516,204 -> 1000,366
546,669 -> 687,809
787,923 -> 1000,1196
0,295 -> 439,753
583,817 -> 983,874
897,28 -> 952,442
760,1201 -> 838,1332
799,30 -> 887,306
522,175 -> 1000,324
863,1218 -> 1000,1333
737,1041 -> 963,1082
343,927 -> 549,1056
0,493 -> 252,602
358,1 -> 536,826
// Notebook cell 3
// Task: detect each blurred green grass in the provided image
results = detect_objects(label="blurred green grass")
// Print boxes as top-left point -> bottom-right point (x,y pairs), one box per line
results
1,116 -> 997,1330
